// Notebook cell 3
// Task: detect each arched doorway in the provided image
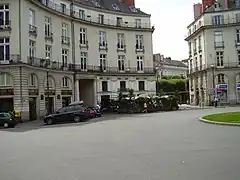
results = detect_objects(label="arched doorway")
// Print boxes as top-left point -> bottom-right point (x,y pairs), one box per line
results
44,75 -> 56,114
236,73 -> 240,103
61,76 -> 72,107
0,72 -> 14,112
28,73 -> 39,120
215,73 -> 228,103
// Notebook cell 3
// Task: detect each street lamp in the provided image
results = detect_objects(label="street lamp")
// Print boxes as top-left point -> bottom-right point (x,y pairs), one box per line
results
155,67 -> 160,94
45,57 -> 51,115
210,64 -> 215,105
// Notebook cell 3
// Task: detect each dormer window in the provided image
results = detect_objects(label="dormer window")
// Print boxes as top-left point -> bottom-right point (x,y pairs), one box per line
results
92,0 -> 100,7
129,6 -> 137,12
112,4 -> 120,10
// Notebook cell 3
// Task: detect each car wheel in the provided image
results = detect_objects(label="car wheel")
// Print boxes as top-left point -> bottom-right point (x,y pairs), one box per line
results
74,116 -> 81,122
3,122 -> 9,128
46,118 -> 53,125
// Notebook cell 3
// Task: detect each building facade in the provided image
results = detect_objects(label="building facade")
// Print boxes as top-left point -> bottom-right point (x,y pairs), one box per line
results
185,1 -> 240,106
0,0 -> 155,120
153,54 -> 188,78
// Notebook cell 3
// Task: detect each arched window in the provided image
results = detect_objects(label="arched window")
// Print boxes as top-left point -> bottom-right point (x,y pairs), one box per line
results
44,76 -> 55,89
62,77 -> 72,88
29,73 -> 38,87
0,72 -> 13,86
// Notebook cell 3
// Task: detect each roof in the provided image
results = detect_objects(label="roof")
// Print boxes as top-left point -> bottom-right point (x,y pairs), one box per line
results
155,59 -> 188,68
73,0 -> 150,16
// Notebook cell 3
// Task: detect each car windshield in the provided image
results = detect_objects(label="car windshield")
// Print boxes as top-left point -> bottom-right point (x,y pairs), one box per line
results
0,113 -> 11,118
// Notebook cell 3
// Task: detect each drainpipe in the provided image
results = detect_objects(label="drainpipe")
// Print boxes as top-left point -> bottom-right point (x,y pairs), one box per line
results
19,0 -> 23,119
70,1 -> 76,101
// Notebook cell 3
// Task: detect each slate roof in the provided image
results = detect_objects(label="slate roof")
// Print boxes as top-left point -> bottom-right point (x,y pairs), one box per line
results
154,59 -> 188,68
73,0 -> 149,16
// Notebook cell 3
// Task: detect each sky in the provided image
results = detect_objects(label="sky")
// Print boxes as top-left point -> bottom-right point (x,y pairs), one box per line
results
135,0 -> 200,60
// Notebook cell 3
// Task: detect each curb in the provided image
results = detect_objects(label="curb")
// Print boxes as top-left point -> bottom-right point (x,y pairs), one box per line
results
198,117 -> 240,126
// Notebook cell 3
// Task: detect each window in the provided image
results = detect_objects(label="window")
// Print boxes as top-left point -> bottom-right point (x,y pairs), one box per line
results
102,81 -> 108,92
118,55 -> 125,71
29,40 -> 35,57
138,81 -> 145,91
61,49 -> 68,67
189,42 -> 191,55
60,3 -> 66,13
195,57 -> 198,69
193,38 -> 197,52
116,17 -> 122,26
237,50 -> 240,65
80,28 -> 87,45
98,14 -> 104,24
117,33 -> 125,49
0,73 -> 12,86
0,37 -> 9,61
92,0 -> 100,7
216,51 -> 224,66
62,77 -> 69,87
237,29 -> 240,43
28,9 -> 35,25
62,23 -> 68,37
236,13 -> 240,22
99,31 -> 106,47
136,35 -> 143,50
45,16 -> 51,37
79,10 -> 85,20
214,31 -> 223,47
135,19 -> 141,28
45,45 -> 52,58
199,55 -> 202,68
217,74 -> 225,84
120,81 -> 126,89
0,4 -> 10,26
80,52 -> 87,70
129,6 -> 138,12
212,15 -> 222,25
137,56 -> 143,71
29,73 -> 37,87
198,35 -> 201,50
100,54 -> 106,71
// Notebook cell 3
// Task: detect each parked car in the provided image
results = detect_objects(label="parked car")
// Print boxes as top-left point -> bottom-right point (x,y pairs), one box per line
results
86,105 -> 102,117
44,105 -> 89,125
0,112 -> 17,128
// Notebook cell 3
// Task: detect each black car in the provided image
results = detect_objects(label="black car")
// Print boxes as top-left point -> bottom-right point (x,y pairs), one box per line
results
44,105 -> 89,125
0,112 -> 17,128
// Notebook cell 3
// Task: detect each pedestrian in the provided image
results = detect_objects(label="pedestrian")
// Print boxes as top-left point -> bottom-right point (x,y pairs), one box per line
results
214,96 -> 218,107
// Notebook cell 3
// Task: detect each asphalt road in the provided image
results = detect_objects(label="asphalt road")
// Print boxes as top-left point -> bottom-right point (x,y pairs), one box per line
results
0,107 -> 240,180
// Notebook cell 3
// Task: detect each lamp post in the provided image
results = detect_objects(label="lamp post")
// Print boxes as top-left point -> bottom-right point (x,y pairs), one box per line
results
210,64 -> 215,105
45,57 -> 51,115
155,67 -> 160,95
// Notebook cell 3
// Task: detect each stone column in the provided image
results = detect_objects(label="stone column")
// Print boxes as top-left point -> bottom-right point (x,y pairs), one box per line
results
92,79 -> 97,105
75,80 -> 80,101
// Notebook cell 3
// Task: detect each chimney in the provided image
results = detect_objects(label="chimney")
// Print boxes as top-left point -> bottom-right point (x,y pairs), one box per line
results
193,3 -> 203,19
123,0 -> 135,6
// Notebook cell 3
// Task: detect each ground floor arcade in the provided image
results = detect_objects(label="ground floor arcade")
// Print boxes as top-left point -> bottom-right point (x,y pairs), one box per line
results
0,65 -> 156,120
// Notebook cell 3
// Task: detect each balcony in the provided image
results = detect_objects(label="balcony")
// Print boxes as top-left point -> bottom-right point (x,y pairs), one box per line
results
61,36 -> 70,45
0,20 -> 11,31
185,16 -> 240,41
214,41 -> 224,49
29,25 -> 37,36
33,0 -> 154,32
117,44 -> 126,52
235,40 -> 240,47
45,32 -> 53,41
198,46 -> 202,52
135,45 -> 144,53
2,54 -> 155,74
79,40 -> 89,49
99,42 -> 108,51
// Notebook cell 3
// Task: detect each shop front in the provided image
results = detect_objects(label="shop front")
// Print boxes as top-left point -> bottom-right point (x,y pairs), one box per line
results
216,84 -> 228,103
61,90 -> 72,107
